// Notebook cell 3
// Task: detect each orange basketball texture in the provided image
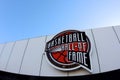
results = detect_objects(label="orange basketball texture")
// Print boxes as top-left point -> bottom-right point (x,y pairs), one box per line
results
51,51 -> 71,64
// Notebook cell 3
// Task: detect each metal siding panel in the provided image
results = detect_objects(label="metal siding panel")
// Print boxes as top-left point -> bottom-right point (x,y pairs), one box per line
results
20,37 -> 46,76
68,29 -> 100,76
0,44 -> 5,56
40,55 -> 68,76
113,26 -> 120,42
69,69 -> 90,76
40,35 -> 68,76
6,40 -> 28,73
46,35 -> 55,42
0,42 -> 15,71
92,27 -> 120,72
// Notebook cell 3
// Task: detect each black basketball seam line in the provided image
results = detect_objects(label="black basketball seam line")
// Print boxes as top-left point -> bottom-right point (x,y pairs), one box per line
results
55,50 -> 70,64
61,52 -> 72,64
57,52 -> 73,64
50,51 -> 64,63
56,51 -> 64,60
57,55 -> 65,63
56,51 -> 66,63
51,52 -> 61,60
60,51 -> 72,64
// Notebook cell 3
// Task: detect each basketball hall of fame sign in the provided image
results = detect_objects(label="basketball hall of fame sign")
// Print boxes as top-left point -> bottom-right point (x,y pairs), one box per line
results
45,30 -> 92,72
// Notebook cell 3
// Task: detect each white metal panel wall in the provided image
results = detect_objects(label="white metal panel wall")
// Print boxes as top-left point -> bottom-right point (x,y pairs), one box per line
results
40,55 -> 68,76
0,44 -> 5,56
92,27 -> 120,72
20,37 -> 46,76
6,40 -> 28,73
40,35 -> 68,76
68,29 -> 100,76
113,26 -> 120,42
0,42 -> 15,71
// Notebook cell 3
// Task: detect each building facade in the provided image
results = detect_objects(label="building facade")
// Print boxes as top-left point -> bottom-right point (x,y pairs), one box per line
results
0,26 -> 120,79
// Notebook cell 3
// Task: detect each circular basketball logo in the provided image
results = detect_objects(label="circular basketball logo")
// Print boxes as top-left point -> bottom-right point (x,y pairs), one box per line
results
45,30 -> 91,72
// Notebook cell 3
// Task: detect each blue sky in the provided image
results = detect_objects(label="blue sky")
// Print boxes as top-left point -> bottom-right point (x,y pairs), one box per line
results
0,0 -> 120,43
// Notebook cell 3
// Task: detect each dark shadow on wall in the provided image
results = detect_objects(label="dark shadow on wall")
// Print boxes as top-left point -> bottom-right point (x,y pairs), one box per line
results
0,69 -> 120,80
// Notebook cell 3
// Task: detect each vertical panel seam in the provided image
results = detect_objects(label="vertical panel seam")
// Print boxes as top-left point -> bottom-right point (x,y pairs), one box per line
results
112,26 -> 120,44
39,54 -> 44,76
0,43 -> 7,59
67,71 -> 69,76
18,39 -> 30,73
91,29 -> 101,73
5,42 -> 16,70
39,35 -> 47,76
